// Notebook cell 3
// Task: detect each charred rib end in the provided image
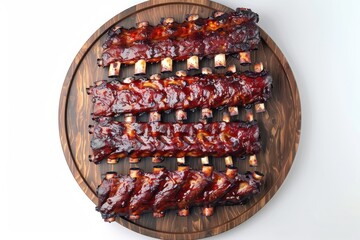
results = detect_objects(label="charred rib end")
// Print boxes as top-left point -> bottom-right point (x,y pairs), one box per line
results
104,217 -> 116,223
178,208 -> 190,217
152,156 -> 164,163
107,158 -> 119,164
97,58 -> 104,67
202,207 -> 214,217
153,212 -> 165,218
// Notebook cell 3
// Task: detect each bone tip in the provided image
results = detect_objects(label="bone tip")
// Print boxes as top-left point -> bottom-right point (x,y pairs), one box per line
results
254,62 -> 264,73
150,73 -> 161,80
214,53 -> 226,68
129,168 -> 141,178
187,56 -> 199,70
107,158 -> 118,164
161,17 -> 174,25
226,166 -> 238,178
134,59 -> 147,75
202,207 -> 214,217
161,57 -> 173,73
246,109 -> 254,121
178,208 -> 190,217
176,70 -> 187,77
177,157 -> 186,164
105,172 -> 117,180
213,11 -> 225,18
104,217 -> 116,223
94,80 -> 106,87
249,155 -> 258,167
152,156 -> 164,163
228,106 -> 239,116
224,156 -> 233,166
108,62 -> 121,77
111,26 -> 122,34
253,171 -> 264,181
97,58 -> 104,67
86,86 -> 93,95
201,108 -> 213,119
175,110 -> 187,122
186,14 -> 199,21
222,112 -> 231,122
153,212 -> 165,218
149,112 -> 161,122
201,164 -> 213,177
123,77 -> 134,84
199,118 -> 208,124
239,52 -> 251,65
129,157 -> 140,163
136,21 -> 149,28
177,164 -> 190,172
153,165 -> 165,174
129,215 -> 140,220
124,113 -> 136,123
88,125 -> 94,134
88,155 -> 94,162
226,64 -> 237,74
201,156 -> 210,165
201,67 -> 212,75
255,103 -> 265,113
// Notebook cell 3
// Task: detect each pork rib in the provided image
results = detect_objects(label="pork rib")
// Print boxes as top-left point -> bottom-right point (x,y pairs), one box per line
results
98,8 -> 260,67
87,71 -> 272,118
97,166 -> 263,220
89,118 -> 260,164
102,8 -> 259,49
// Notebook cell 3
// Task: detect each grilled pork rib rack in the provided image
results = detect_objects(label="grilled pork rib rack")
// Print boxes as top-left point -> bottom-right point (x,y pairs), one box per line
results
89,118 -> 260,164
97,8 -> 260,76
87,70 -> 272,118
90,6 -> 269,223
97,165 -> 263,221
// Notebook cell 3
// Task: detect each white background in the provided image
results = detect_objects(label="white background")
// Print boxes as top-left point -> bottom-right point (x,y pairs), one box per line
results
1,0 -> 360,239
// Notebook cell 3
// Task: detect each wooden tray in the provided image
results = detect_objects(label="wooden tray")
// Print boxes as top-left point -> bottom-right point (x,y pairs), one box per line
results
58,0 -> 301,239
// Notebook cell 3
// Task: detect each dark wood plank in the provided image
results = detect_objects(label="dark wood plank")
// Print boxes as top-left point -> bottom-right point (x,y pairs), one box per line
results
58,0 -> 301,239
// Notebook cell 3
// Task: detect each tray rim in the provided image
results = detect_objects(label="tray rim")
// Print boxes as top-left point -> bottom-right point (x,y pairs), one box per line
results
58,0 -> 301,239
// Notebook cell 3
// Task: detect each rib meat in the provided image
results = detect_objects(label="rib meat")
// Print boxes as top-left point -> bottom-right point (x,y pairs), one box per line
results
87,71 -> 272,118
97,166 -> 263,220
103,8 -> 259,49
98,8 -> 260,67
96,166 -> 263,220
90,118 -> 260,164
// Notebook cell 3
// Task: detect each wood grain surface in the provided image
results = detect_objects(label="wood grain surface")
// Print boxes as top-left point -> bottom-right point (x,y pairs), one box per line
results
58,0 -> 301,239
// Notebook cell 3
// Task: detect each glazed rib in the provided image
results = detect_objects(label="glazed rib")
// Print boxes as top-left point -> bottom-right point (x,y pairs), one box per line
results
99,23 -> 259,67
97,166 -> 263,220
102,8 -> 259,49
89,119 -> 260,164
87,71 -> 272,118
98,8 -> 260,67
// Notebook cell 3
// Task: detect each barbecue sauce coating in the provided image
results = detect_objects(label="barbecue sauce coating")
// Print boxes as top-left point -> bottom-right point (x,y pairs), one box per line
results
90,119 -> 261,164
103,8 -> 259,49
96,169 -> 262,219
100,22 -> 260,66
89,71 -> 272,117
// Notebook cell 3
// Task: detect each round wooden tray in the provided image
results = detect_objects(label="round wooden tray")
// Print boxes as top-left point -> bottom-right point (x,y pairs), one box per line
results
58,0 -> 301,239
